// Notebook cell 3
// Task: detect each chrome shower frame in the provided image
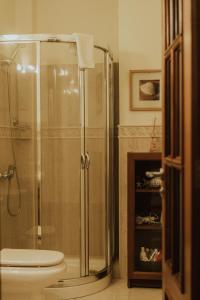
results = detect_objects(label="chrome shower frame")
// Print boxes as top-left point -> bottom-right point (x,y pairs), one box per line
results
0,34 -> 114,293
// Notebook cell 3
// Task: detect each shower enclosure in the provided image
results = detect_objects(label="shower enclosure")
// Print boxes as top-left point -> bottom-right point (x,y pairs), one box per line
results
0,35 -> 114,293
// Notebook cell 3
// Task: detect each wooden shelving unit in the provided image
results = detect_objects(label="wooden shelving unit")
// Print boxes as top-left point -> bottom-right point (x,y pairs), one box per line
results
136,224 -> 162,231
136,189 -> 161,193
127,152 -> 162,288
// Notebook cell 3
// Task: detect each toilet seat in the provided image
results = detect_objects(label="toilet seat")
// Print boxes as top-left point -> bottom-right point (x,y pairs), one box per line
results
0,249 -> 66,299
0,249 -> 64,267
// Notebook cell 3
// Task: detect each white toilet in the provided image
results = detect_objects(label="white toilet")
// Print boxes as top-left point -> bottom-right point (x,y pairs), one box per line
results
0,248 -> 66,300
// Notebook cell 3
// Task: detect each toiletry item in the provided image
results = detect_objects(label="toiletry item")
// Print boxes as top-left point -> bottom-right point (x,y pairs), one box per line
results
154,250 -> 162,262
149,248 -> 159,262
140,247 -> 149,262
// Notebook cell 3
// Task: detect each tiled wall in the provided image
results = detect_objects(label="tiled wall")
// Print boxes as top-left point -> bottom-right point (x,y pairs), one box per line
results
40,127 -> 106,259
118,125 -> 162,278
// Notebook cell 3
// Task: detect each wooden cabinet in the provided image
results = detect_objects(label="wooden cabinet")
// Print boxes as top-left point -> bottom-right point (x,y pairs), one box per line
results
127,152 -> 162,288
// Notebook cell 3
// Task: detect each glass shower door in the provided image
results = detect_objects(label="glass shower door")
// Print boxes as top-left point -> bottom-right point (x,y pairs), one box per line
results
40,42 -> 82,279
85,48 -> 107,274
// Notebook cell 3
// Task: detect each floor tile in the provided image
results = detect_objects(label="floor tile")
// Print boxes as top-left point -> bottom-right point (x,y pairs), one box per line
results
76,280 -> 162,300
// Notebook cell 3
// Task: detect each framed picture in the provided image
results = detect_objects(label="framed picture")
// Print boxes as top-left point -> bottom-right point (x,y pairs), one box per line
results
129,70 -> 162,111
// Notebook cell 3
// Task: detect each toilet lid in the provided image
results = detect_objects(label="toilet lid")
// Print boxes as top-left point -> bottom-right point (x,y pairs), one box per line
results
0,249 -> 64,267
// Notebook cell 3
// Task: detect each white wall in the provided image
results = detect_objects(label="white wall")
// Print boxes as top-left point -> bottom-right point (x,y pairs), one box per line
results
0,0 -> 15,33
0,0 -> 33,33
0,0 -> 162,126
33,0 -> 119,59
0,0 -> 119,60
119,0 -> 162,126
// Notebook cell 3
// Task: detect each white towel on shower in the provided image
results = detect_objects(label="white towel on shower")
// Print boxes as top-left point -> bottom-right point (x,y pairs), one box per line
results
72,33 -> 95,69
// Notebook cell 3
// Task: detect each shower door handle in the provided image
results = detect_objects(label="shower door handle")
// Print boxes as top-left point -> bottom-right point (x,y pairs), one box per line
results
80,152 -> 90,276
84,152 -> 90,276
85,152 -> 90,169
80,153 -> 90,169
81,154 -> 86,169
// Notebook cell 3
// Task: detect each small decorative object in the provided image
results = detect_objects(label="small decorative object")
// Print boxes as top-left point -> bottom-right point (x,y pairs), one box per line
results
136,213 -> 160,225
150,117 -> 160,152
140,247 -> 149,262
149,249 -> 159,262
139,247 -> 162,262
160,210 -> 163,224
154,249 -> 162,262
146,176 -> 162,189
129,70 -> 162,111
145,167 -> 162,189
136,177 -> 161,190
136,181 -> 143,189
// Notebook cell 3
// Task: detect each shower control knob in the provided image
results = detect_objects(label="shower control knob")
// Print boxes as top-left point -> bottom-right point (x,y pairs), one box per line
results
0,165 -> 16,180
0,172 -> 8,179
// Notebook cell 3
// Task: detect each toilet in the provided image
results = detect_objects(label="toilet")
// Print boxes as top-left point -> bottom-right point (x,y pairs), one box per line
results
0,248 -> 66,300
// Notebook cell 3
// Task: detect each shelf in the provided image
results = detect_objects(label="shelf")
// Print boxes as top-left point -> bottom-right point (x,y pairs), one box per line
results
135,260 -> 162,273
136,224 -> 162,231
136,189 -> 161,193
129,271 -> 162,280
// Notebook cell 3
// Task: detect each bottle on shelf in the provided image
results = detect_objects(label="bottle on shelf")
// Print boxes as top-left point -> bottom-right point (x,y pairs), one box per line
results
140,247 -> 149,262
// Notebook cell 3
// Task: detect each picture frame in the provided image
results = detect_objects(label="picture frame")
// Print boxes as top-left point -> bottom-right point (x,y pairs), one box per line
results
129,70 -> 162,111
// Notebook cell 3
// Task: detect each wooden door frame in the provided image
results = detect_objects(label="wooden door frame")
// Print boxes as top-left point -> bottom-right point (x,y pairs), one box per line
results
191,0 -> 200,299
183,0 -> 200,299
163,0 -> 200,299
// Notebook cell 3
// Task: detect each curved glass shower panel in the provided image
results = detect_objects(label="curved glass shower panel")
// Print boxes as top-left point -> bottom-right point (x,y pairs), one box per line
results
85,48 -> 107,274
40,42 -> 81,279
0,36 -> 114,293
108,55 -> 115,264
0,42 -> 38,249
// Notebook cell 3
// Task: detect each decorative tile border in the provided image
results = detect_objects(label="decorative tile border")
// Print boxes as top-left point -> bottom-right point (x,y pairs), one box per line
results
42,127 -> 105,139
0,125 -> 162,140
85,127 -> 105,138
0,126 -> 106,139
41,127 -> 81,139
0,126 -> 32,140
118,125 -> 162,138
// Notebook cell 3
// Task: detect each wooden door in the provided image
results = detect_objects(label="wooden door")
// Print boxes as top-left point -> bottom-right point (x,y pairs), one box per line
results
162,0 -> 193,299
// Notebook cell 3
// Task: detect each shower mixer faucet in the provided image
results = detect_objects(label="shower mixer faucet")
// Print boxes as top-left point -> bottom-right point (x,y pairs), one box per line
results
0,165 -> 16,180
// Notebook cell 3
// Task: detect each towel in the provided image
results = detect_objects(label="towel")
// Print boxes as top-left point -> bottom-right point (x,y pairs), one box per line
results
72,33 -> 95,69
